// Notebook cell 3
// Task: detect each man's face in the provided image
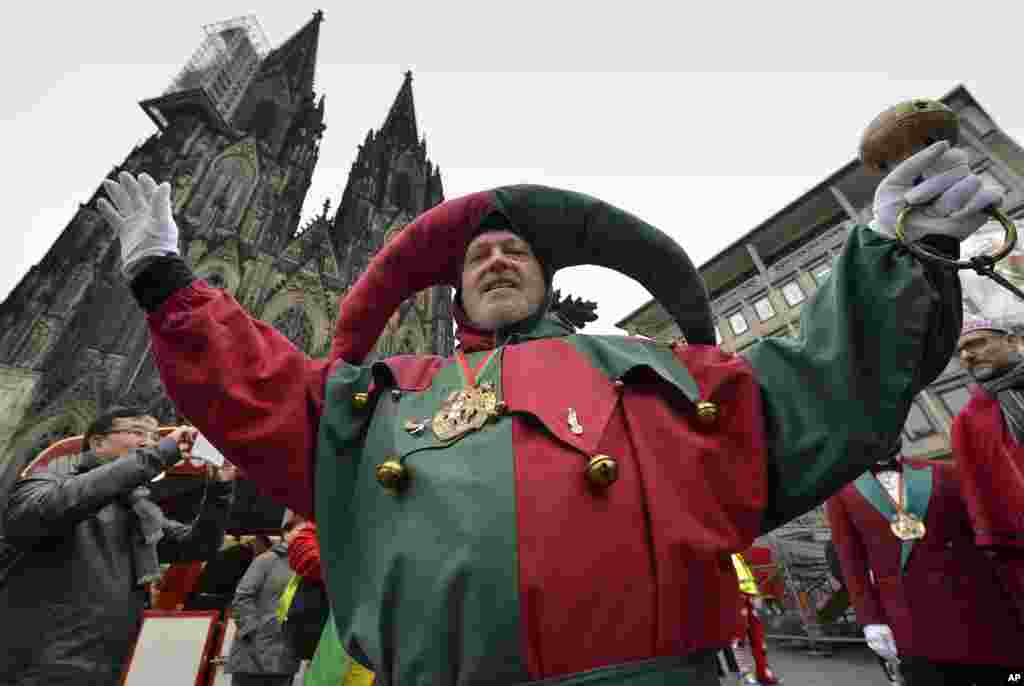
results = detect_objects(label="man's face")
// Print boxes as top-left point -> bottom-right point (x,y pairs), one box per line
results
957,331 -> 1019,380
90,415 -> 160,461
460,231 -> 547,332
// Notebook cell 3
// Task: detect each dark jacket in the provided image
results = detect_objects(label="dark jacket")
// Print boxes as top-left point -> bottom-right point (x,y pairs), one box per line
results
226,542 -> 301,675
183,542 -> 256,610
0,443 -> 232,686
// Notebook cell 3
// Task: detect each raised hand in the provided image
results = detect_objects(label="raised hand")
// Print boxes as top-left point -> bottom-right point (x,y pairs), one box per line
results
97,171 -> 180,278
872,140 -> 1003,244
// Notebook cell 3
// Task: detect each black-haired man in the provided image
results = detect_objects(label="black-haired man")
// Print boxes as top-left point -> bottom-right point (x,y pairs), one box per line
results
0,406 -> 235,686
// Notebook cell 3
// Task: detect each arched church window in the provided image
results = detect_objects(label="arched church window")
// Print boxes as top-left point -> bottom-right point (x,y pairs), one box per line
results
22,320 -> 51,366
272,305 -> 314,353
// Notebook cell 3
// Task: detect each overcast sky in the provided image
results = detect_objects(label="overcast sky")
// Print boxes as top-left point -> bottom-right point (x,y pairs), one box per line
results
3,2 -> 1023,335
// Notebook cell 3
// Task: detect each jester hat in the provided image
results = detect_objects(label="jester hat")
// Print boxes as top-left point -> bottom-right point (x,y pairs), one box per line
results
330,185 -> 714,364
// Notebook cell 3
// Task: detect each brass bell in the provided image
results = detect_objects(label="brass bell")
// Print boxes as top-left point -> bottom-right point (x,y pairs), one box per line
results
695,400 -> 719,425
375,459 -> 409,494
585,454 -> 619,489
351,392 -> 369,410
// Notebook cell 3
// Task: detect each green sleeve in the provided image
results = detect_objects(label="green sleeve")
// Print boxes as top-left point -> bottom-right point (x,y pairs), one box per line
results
744,227 -> 961,532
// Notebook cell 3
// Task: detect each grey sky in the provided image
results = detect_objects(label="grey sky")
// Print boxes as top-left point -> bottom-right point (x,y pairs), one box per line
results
3,2 -> 1022,335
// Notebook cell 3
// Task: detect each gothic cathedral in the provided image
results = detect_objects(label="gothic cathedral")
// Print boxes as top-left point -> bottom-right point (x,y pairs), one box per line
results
0,12 -> 450,499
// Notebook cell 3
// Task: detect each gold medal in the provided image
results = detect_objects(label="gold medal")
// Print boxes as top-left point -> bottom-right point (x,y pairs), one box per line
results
432,386 -> 498,442
431,348 -> 503,442
890,512 -> 926,540
876,466 -> 926,541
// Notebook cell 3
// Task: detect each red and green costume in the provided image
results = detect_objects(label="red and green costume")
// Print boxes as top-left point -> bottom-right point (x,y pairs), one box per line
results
952,391 -> 1024,629
133,186 -> 961,685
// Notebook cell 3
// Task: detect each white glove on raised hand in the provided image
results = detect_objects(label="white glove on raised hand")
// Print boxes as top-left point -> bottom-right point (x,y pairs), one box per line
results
871,140 -> 1003,244
97,171 -> 180,279
864,624 -> 898,661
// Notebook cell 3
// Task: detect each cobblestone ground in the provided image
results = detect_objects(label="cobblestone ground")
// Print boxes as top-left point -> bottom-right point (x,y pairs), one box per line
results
718,639 -> 896,686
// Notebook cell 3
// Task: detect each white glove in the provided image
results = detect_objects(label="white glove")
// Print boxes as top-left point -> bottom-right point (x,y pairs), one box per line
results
870,140 -> 1003,244
97,171 -> 180,279
864,623 -> 898,660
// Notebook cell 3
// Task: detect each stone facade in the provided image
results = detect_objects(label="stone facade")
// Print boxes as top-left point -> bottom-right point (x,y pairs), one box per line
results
0,13 -> 451,507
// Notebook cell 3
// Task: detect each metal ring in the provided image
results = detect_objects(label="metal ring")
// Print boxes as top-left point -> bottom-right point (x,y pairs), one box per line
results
894,206 -> 1017,269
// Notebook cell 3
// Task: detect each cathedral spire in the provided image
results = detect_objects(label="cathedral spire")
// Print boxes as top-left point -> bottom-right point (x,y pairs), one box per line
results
380,70 -> 419,149
259,10 -> 323,99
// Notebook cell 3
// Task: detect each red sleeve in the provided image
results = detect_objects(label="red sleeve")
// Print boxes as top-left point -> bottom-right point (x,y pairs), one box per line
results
288,523 -> 322,581
147,281 -> 331,518
825,496 -> 887,626
953,407 -> 1024,550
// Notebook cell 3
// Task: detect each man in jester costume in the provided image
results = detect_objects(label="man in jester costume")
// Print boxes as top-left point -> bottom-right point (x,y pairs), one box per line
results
100,139 -> 992,686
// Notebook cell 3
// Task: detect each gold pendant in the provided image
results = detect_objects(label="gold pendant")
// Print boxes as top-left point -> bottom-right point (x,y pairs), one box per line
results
890,512 -> 926,540
431,386 -> 498,442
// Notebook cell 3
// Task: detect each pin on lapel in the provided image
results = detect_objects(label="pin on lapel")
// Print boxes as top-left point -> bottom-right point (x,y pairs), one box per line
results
404,419 -> 427,435
567,408 -> 584,435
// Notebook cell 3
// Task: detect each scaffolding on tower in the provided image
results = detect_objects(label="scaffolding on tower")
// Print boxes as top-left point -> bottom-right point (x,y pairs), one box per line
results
162,15 -> 271,125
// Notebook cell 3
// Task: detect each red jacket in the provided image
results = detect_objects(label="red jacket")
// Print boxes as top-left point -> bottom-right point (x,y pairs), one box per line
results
827,462 -> 1023,666
952,389 -> 1024,628
952,390 -> 1024,550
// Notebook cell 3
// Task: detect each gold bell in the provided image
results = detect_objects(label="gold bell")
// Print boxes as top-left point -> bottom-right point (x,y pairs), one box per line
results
695,400 -> 719,425
352,392 -> 369,410
585,454 -> 619,489
375,459 -> 408,494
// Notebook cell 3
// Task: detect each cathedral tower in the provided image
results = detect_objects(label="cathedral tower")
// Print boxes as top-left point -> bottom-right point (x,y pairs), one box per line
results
331,71 -> 451,358
0,13 -> 450,501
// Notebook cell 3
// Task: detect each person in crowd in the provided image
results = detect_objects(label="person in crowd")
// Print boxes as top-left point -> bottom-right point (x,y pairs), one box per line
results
101,138 -> 990,685
0,406 -> 235,686
225,515 -> 304,685
285,520 -> 375,686
951,317 -> 1024,629
827,443 -> 1023,685
185,534 -> 272,611
730,553 -> 780,685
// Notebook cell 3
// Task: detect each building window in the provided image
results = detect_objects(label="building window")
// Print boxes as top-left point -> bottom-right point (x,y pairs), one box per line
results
812,261 -> 833,285
728,311 -> 748,336
754,297 -> 776,321
938,385 -> 972,417
781,280 -> 805,306
903,401 -> 936,440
